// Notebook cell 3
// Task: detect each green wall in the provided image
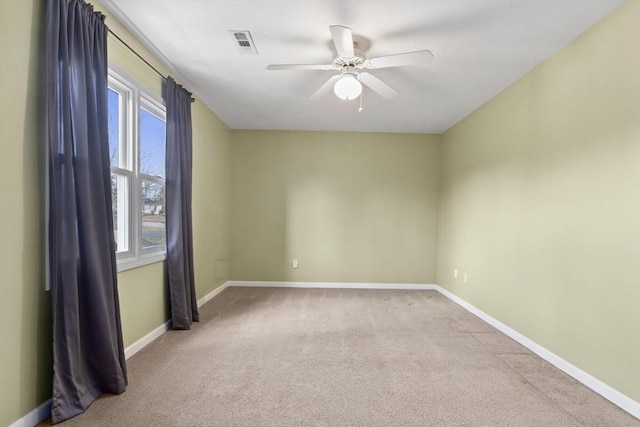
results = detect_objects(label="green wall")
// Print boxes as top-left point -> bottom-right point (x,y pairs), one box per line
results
231,130 -> 441,284
437,0 -> 640,402
0,1 -> 232,425
0,1 -> 50,425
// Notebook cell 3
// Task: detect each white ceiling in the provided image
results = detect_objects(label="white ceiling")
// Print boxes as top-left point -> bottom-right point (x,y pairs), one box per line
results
101,0 -> 624,134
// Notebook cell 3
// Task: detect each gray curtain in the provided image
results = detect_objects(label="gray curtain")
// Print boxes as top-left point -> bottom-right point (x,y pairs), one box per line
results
165,77 -> 199,329
45,0 -> 127,423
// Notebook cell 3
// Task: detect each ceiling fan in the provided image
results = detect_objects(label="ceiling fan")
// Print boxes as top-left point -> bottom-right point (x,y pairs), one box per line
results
267,25 -> 433,102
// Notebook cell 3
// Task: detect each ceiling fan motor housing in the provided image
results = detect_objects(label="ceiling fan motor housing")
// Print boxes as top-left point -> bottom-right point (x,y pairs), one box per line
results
332,48 -> 366,69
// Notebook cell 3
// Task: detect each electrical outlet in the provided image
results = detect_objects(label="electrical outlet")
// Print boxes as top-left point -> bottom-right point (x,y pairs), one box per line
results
292,259 -> 298,269
454,268 -> 458,278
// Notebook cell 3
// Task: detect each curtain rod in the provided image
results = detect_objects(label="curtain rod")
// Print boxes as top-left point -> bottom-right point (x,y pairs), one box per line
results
107,27 -> 196,103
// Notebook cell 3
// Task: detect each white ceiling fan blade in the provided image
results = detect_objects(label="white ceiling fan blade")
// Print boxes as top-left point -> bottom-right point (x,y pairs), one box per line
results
358,72 -> 398,99
366,50 -> 433,69
329,25 -> 355,58
267,64 -> 334,71
310,75 -> 342,101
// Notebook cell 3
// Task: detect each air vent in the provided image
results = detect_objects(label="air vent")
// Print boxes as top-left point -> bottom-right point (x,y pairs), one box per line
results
229,30 -> 258,55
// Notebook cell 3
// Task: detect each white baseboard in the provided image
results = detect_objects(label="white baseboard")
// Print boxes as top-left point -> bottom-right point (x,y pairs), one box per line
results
9,322 -> 175,426
9,281 -> 232,427
228,280 -> 437,290
124,281 -> 230,360
124,320 -> 171,360
434,285 -> 640,419
197,281 -> 230,307
229,280 -> 638,419
8,399 -> 51,427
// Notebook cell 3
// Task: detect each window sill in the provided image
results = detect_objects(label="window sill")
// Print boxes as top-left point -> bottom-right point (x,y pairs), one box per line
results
117,251 -> 166,273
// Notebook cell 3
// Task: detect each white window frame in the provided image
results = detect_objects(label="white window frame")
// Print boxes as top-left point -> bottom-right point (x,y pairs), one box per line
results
108,65 -> 166,272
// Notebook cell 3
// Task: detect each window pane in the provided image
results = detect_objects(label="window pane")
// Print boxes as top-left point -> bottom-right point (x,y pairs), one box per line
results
111,173 -> 129,253
141,180 -> 165,248
108,88 -> 120,167
139,107 -> 166,178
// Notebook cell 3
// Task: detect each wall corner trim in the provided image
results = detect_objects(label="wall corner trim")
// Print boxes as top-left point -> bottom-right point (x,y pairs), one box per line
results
8,399 -> 52,427
123,320 -> 172,360
197,281 -> 230,307
433,285 -> 640,419
124,280 -> 230,360
228,280 -> 438,290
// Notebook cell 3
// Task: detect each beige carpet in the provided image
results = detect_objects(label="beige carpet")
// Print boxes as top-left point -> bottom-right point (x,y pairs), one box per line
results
47,287 -> 638,426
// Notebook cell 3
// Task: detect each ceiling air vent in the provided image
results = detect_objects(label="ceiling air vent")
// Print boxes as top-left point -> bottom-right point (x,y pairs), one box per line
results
229,30 -> 258,55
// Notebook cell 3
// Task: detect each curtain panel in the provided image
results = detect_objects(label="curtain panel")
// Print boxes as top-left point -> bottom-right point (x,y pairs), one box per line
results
45,0 -> 127,423
165,77 -> 199,329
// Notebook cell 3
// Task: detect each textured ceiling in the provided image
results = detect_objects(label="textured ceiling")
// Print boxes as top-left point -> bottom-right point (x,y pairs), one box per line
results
101,0 -> 624,134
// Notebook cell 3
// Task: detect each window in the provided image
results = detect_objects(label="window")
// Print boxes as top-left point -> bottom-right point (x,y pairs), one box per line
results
108,67 -> 166,271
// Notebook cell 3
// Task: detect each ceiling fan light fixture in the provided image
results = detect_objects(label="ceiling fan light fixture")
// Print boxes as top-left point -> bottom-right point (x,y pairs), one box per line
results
333,74 -> 362,100
267,25 -> 428,101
